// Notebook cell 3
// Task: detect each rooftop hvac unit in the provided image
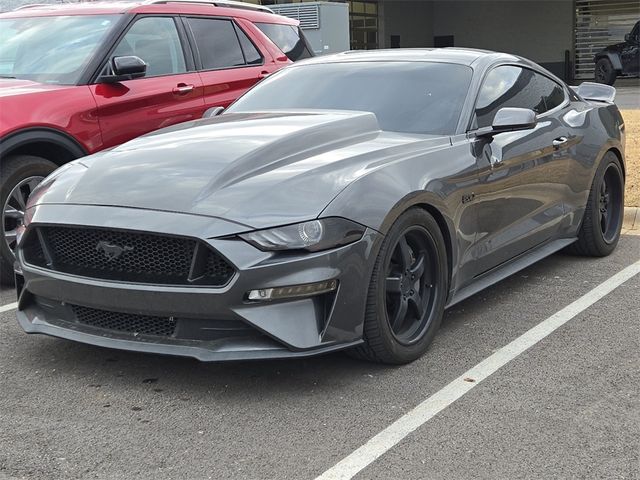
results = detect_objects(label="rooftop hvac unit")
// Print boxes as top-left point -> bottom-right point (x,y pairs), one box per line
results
270,1 -> 350,55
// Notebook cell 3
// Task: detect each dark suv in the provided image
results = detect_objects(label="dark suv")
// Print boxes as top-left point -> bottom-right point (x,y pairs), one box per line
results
594,20 -> 640,85
0,0 -> 313,283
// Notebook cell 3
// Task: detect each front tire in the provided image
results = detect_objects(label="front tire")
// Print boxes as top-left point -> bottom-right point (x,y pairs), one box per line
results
595,58 -> 617,85
569,152 -> 624,257
350,208 -> 449,364
1,155 -> 56,284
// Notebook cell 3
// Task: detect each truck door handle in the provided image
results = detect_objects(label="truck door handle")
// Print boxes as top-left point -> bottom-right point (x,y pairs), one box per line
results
552,136 -> 568,149
172,83 -> 194,95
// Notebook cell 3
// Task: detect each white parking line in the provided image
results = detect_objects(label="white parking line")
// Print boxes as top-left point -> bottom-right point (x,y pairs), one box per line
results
316,259 -> 640,480
0,302 -> 18,313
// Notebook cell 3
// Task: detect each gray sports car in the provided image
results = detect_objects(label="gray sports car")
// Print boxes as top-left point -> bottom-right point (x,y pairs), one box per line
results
14,49 -> 625,364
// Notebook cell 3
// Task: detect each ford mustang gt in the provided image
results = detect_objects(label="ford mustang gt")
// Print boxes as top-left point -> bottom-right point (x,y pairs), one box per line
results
13,49 -> 625,364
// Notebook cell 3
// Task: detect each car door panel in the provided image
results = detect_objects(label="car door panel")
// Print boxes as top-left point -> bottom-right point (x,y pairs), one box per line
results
471,119 -> 573,276
91,15 -> 205,148
198,67 -> 269,110
621,22 -> 639,75
468,65 -> 575,277
182,16 -> 279,112
91,75 -> 204,148
621,43 -> 639,75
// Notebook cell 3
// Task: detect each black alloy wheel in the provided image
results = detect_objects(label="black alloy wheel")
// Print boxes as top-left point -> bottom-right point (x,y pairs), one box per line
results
598,163 -> 623,244
351,208 -> 448,364
0,155 -> 57,284
384,226 -> 438,345
568,152 -> 624,257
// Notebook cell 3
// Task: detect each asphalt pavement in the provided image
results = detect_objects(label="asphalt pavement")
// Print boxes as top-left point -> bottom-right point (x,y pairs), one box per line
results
0,235 -> 639,480
613,78 -> 639,110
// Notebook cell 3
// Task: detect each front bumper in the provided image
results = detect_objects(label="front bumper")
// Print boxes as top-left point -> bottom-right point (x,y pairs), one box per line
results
16,204 -> 381,361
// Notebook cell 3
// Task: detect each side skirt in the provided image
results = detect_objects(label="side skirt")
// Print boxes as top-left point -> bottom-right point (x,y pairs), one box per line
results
446,238 -> 577,308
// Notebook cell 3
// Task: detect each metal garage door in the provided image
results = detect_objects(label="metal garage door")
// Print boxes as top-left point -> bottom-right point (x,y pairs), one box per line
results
575,0 -> 640,80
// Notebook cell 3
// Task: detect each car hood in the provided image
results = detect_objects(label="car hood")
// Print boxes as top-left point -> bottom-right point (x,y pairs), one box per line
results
33,111 -> 451,230
0,78 -> 69,98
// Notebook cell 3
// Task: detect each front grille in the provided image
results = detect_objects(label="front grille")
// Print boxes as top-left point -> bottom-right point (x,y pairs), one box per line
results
71,304 -> 177,337
23,226 -> 234,286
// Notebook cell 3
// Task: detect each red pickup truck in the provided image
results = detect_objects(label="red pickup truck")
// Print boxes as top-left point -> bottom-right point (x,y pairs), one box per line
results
0,0 -> 312,282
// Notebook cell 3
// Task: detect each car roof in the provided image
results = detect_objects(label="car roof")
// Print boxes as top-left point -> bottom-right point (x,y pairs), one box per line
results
0,0 -> 297,24
294,48 -> 565,83
297,48 -> 519,67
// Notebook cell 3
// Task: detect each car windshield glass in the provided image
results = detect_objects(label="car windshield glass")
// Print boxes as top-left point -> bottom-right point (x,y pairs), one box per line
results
0,15 -> 120,85
226,61 -> 473,135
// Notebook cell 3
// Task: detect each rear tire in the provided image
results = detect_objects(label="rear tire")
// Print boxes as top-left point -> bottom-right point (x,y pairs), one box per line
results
568,152 -> 624,257
349,208 -> 448,364
594,58 -> 617,85
1,155 -> 56,285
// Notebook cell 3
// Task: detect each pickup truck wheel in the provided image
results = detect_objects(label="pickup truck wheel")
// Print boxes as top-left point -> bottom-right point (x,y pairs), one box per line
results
1,155 -> 56,285
594,58 -> 617,85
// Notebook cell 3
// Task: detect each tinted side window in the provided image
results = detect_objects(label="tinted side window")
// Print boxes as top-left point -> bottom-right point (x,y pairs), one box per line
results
187,18 -> 245,69
537,74 -> 566,112
235,25 -> 263,65
112,17 -> 186,77
256,23 -> 312,61
475,66 -> 566,128
475,66 -> 542,128
630,22 -> 639,42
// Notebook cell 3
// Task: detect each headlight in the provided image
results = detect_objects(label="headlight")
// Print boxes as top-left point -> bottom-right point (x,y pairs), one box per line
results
239,218 -> 366,252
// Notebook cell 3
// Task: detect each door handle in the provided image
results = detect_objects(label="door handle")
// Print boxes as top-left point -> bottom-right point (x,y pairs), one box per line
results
552,136 -> 569,149
172,83 -> 194,95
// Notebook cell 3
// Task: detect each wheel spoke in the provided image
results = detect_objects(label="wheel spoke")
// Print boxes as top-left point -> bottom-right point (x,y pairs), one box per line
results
4,228 -> 17,248
391,297 -> 408,331
408,293 -> 424,319
601,209 -> 608,233
11,188 -> 27,210
385,276 -> 402,293
409,253 -> 425,278
2,175 -> 46,255
397,236 -> 412,270
3,206 -> 24,220
26,178 -> 42,192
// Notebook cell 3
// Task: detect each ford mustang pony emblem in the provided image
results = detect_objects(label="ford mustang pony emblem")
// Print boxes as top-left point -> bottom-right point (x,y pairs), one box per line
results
95,241 -> 134,261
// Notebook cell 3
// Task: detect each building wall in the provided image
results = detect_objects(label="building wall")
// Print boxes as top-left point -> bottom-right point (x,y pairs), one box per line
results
380,1 -> 434,48
379,0 -> 574,78
432,0 -> 574,76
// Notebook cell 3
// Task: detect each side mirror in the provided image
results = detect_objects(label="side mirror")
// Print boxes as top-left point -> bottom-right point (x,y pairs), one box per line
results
98,56 -> 147,83
624,33 -> 631,42
203,106 -> 224,118
477,107 -> 537,137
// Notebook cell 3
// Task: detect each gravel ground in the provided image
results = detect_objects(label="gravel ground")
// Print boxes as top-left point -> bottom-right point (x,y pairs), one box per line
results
621,109 -> 639,207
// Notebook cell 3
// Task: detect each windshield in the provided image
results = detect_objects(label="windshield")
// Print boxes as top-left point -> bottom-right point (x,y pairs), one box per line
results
0,15 -> 120,85
226,61 -> 473,135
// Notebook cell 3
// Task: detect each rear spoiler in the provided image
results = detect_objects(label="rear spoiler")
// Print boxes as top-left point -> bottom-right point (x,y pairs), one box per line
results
571,82 -> 616,104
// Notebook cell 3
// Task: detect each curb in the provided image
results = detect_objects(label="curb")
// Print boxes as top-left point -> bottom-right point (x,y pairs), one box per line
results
622,206 -> 639,235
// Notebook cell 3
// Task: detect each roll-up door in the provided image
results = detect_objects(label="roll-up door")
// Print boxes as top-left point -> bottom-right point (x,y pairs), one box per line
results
575,0 -> 640,80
